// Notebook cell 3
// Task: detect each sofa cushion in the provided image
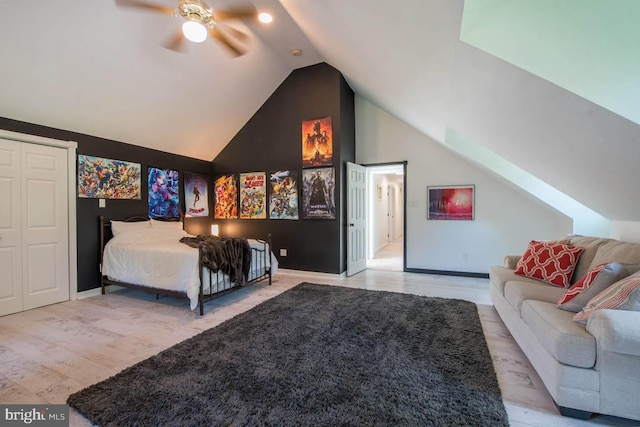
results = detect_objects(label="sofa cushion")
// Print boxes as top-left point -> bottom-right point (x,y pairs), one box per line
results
557,262 -> 629,313
564,236 -> 613,282
515,240 -> 584,287
573,271 -> 640,324
521,300 -> 596,368
490,265 -> 546,296
504,281 -> 565,316
590,240 -> 640,269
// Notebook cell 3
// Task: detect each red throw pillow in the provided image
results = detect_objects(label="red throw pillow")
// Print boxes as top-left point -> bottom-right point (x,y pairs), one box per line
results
557,262 -> 629,312
515,240 -> 584,287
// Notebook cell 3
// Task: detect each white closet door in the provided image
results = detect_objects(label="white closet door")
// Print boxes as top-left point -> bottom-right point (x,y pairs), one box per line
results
0,139 -> 23,316
21,143 -> 69,310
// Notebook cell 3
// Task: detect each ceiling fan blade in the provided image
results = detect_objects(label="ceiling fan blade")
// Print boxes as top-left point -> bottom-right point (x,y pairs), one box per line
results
212,6 -> 257,22
209,27 -> 246,57
114,0 -> 174,15
164,29 -> 188,53
218,24 -> 249,44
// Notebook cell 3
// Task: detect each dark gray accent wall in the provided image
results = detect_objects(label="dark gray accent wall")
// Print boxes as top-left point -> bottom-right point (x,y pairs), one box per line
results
0,117 -> 211,292
211,63 -> 355,273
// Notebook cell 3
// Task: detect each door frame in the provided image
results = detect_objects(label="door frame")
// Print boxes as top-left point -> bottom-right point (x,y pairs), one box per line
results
362,161 -> 407,272
0,130 -> 78,301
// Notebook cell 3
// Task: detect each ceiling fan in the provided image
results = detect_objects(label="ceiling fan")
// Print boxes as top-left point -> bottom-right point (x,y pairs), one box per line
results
115,0 -> 264,57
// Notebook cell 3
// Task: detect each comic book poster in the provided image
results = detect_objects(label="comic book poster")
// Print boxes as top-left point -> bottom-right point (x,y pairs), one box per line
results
239,172 -> 267,219
269,170 -> 299,220
148,167 -> 180,218
77,155 -> 141,199
302,167 -> 335,219
184,172 -> 209,217
214,175 -> 238,219
302,116 -> 333,167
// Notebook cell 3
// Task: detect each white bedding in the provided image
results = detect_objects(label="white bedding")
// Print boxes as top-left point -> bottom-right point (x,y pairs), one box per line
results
102,227 -> 277,310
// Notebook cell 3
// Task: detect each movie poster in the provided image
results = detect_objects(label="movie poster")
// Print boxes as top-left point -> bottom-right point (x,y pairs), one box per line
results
302,167 -> 335,220
302,116 -> 333,167
184,172 -> 209,217
239,172 -> 266,219
214,175 -> 238,219
148,167 -> 180,218
269,170 -> 299,220
77,155 -> 141,199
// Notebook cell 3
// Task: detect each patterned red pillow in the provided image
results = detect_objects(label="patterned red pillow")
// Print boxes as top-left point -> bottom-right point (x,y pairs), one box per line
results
515,240 -> 584,287
557,262 -> 629,312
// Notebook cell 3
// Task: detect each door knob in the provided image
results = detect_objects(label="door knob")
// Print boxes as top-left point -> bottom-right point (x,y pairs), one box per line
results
349,223 -> 354,227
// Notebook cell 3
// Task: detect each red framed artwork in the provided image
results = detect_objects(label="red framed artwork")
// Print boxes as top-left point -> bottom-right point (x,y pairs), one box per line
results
427,185 -> 475,220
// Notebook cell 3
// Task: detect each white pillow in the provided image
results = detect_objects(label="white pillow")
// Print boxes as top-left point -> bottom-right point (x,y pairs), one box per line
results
150,218 -> 183,231
111,220 -> 150,236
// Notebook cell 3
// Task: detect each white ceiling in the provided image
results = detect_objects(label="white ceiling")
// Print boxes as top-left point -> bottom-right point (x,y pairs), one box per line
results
1,0 -> 639,222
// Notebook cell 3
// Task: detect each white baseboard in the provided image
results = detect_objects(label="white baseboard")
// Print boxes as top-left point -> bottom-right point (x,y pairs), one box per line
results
76,288 -> 103,299
276,268 -> 346,280
77,285 -> 126,299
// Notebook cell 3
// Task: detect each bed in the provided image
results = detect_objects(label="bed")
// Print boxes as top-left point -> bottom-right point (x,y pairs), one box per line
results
99,216 -> 276,315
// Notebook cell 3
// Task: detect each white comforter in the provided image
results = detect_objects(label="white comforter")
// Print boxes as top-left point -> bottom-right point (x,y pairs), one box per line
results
102,228 -> 276,310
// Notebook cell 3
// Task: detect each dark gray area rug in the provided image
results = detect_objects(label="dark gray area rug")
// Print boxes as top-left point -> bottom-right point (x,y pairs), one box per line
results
68,283 -> 509,426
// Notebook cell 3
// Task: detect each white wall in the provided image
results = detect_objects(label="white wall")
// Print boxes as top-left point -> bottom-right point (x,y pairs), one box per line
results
356,96 -> 572,274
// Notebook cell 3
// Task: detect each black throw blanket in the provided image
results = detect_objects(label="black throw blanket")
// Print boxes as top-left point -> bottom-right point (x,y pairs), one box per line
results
180,235 -> 251,286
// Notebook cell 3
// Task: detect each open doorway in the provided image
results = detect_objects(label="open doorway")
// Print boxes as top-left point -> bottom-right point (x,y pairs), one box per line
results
366,163 -> 405,271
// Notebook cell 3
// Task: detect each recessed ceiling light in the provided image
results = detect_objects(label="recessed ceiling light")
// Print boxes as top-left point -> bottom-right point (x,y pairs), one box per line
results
258,13 -> 273,23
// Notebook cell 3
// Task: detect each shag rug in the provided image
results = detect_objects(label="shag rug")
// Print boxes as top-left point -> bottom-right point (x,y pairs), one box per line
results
68,283 -> 508,426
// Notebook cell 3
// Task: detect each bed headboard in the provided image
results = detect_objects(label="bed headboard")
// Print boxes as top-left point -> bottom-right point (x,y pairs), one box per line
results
99,214 -> 184,259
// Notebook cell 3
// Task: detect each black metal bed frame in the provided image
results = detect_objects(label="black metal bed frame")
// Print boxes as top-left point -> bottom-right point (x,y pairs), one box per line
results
98,215 -> 272,315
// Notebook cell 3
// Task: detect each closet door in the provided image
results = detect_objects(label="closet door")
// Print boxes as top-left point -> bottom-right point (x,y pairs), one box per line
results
22,143 -> 69,310
0,139 -> 22,316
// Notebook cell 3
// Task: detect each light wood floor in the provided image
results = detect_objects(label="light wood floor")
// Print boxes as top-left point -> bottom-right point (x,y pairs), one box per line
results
367,236 -> 403,271
0,270 -> 637,427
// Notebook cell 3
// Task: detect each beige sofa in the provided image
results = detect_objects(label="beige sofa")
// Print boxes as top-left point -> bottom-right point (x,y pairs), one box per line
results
490,236 -> 640,421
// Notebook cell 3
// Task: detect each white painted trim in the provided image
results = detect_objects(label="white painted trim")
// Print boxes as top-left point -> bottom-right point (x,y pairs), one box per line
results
0,130 -> 78,302
0,130 -> 77,150
276,268 -> 346,281
77,284 -> 127,299
76,288 -> 103,299
67,145 -> 78,301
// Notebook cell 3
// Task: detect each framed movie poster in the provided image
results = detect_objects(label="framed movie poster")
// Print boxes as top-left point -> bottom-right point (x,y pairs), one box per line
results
214,174 -> 238,219
302,116 -> 333,168
302,167 -> 335,219
269,170 -> 299,220
184,172 -> 209,217
148,167 -> 180,218
239,172 -> 267,219
427,185 -> 475,220
77,155 -> 141,199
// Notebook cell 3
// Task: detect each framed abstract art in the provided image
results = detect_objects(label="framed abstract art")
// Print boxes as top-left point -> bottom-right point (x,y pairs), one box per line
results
427,185 -> 475,220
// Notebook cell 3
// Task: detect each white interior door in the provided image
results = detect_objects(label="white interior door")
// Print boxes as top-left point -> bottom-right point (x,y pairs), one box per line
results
22,143 -> 69,310
347,162 -> 367,276
0,139 -> 23,316
387,185 -> 395,243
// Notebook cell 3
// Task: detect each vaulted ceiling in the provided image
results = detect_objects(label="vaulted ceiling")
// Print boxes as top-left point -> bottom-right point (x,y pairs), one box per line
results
1,0 -> 639,222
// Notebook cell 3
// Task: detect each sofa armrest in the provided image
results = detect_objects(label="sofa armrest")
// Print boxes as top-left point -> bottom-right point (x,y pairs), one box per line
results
504,255 -> 522,269
587,309 -> 640,356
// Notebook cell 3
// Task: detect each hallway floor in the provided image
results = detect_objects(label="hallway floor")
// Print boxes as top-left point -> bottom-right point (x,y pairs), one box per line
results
367,236 -> 403,271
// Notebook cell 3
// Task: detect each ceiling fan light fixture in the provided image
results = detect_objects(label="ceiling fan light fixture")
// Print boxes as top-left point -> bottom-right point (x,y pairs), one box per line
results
182,20 -> 208,43
258,12 -> 273,24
